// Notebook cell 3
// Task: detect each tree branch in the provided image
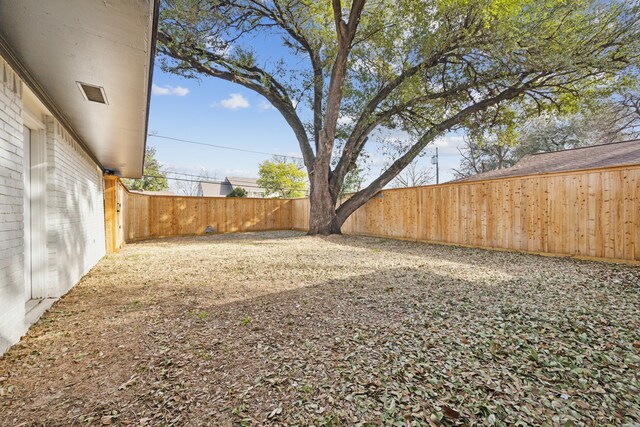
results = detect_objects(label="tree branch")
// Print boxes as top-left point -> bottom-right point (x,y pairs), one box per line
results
336,82 -> 534,223
158,30 -> 316,171
252,0 -> 324,149
330,68 -> 501,197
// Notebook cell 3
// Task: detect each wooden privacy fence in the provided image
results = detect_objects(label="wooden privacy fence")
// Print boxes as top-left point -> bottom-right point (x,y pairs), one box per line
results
105,164 -> 640,262
104,177 -> 294,251
293,165 -> 640,262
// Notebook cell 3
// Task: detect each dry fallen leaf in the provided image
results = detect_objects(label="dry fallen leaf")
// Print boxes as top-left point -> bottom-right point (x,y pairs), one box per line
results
441,405 -> 461,419
268,406 -> 283,419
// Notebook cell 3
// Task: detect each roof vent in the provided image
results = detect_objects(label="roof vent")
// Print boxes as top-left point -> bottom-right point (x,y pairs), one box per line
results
77,82 -> 108,104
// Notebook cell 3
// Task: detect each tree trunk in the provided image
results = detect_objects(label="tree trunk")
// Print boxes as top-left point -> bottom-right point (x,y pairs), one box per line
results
308,172 -> 341,235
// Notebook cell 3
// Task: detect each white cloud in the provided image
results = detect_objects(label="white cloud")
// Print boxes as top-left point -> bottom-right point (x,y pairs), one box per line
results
152,84 -> 190,96
218,93 -> 250,110
432,134 -> 466,156
257,100 -> 274,111
219,168 -> 256,176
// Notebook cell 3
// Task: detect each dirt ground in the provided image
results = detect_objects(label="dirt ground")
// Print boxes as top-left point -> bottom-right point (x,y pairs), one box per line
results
1,231 -> 639,426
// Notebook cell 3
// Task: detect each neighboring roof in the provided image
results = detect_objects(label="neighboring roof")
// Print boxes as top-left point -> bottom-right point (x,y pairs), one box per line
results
457,140 -> 640,183
0,0 -> 159,178
226,177 -> 266,193
198,177 -> 266,197
199,181 -> 233,197
130,190 -> 175,196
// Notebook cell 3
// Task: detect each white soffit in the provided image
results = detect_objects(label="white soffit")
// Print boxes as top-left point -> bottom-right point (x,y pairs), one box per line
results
0,0 -> 158,178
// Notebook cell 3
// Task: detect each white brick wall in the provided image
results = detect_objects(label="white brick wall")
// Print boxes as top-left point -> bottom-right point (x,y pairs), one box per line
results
46,119 -> 105,296
0,58 -> 26,354
0,57 -> 106,354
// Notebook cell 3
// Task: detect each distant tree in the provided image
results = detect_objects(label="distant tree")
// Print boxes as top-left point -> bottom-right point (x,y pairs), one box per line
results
391,161 -> 435,188
123,147 -> 169,191
621,91 -> 640,133
454,94 -> 640,179
339,164 -> 366,197
453,127 -> 518,178
382,137 -> 434,188
516,98 -> 640,156
227,187 -> 248,198
257,157 -> 308,198
174,168 -> 213,196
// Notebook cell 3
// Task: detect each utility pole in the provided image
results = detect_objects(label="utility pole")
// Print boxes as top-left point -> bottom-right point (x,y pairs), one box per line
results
431,147 -> 439,184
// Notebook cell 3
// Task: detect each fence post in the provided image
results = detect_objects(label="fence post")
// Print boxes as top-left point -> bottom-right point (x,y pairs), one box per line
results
103,174 -> 118,253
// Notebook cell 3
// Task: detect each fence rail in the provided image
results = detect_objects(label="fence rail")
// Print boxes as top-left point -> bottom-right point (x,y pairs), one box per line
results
105,164 -> 640,262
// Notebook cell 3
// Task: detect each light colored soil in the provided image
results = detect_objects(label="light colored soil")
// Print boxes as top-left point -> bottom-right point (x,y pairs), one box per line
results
0,231 -> 639,426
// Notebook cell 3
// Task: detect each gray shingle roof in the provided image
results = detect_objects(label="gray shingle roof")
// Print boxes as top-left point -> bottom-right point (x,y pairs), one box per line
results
226,177 -> 265,193
198,177 -> 266,197
456,139 -> 640,183
198,181 -> 232,197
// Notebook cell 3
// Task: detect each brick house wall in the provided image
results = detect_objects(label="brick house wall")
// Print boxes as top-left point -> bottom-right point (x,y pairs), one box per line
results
45,119 -> 105,297
0,58 -> 26,353
0,56 -> 106,354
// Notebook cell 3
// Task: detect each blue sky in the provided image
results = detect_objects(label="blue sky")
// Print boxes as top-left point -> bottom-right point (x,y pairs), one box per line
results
147,66 -> 465,190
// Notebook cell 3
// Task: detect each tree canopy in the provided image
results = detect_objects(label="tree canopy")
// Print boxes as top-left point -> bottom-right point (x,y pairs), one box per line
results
257,158 -> 308,198
158,0 -> 640,233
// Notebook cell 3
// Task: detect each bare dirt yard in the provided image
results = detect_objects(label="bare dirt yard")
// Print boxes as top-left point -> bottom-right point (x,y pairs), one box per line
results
1,231 -> 639,426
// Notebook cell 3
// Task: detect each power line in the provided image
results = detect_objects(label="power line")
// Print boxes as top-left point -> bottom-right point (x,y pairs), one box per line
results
145,174 -> 258,188
161,172 -> 270,190
163,170 -> 225,180
148,133 -> 305,161
140,173 -> 307,192
161,170 -> 266,183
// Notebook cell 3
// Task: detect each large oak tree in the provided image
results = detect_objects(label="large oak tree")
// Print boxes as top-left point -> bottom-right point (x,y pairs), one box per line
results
157,0 -> 640,234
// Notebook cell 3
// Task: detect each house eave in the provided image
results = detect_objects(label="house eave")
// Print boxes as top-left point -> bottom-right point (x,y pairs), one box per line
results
0,0 -> 160,178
